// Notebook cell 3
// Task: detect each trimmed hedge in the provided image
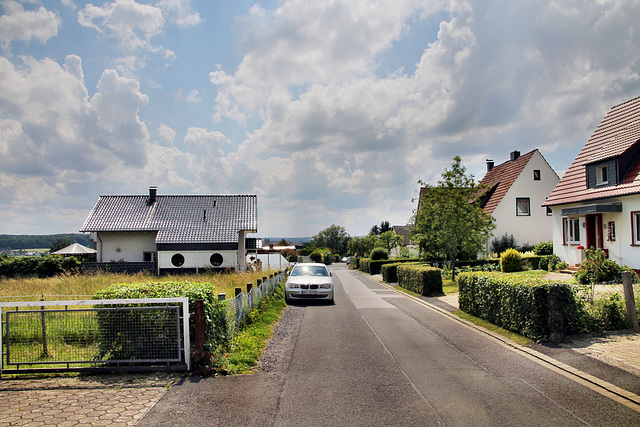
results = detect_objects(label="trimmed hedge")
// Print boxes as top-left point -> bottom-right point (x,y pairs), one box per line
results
94,282 -> 229,359
381,261 -> 422,283
397,265 -> 443,296
358,258 -> 371,274
369,258 -> 421,275
458,272 -> 582,341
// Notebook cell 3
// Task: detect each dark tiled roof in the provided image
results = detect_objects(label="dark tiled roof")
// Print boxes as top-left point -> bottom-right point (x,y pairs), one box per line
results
80,194 -> 257,244
545,96 -> 640,206
479,150 -> 537,214
392,225 -> 414,245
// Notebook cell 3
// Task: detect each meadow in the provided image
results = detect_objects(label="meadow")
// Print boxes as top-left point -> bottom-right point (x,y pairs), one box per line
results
0,269 -> 280,301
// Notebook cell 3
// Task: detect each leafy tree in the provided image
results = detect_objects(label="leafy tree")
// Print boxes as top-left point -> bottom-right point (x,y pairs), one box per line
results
310,224 -> 350,255
369,221 -> 391,236
277,238 -> 291,246
412,156 -> 495,279
348,235 -> 379,258
50,237 -> 72,253
376,230 -> 404,252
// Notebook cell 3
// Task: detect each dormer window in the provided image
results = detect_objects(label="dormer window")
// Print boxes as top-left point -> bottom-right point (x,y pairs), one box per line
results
586,159 -> 617,189
597,165 -> 608,185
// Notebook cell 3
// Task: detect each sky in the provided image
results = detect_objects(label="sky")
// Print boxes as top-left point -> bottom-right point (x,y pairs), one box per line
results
1,0 -> 639,239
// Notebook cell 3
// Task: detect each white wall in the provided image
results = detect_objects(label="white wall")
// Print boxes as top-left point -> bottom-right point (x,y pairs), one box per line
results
490,151 -> 559,249
95,231 -> 157,262
552,194 -> 640,269
159,250 -> 238,270
246,253 -> 290,271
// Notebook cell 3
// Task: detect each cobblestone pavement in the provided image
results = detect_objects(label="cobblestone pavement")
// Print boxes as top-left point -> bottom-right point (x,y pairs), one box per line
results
0,372 -> 182,426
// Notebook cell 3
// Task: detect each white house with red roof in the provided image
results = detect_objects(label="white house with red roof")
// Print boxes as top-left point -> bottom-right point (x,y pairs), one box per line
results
479,149 -> 560,250
80,187 -> 258,274
544,95 -> 640,268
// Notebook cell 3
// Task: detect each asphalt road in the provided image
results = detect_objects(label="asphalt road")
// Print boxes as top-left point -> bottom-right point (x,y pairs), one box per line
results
140,265 -> 640,426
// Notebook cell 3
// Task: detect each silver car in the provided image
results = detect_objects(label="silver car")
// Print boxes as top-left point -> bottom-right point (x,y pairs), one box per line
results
285,263 -> 334,303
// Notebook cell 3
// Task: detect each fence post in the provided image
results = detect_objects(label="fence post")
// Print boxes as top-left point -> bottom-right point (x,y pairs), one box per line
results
40,297 -> 49,358
194,300 -> 205,349
622,271 -> 640,332
218,293 -> 226,301
247,283 -> 254,310
235,287 -> 243,327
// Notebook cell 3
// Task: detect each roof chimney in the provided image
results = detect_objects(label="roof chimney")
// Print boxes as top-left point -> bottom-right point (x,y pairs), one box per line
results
486,159 -> 494,172
149,186 -> 157,203
510,150 -> 521,161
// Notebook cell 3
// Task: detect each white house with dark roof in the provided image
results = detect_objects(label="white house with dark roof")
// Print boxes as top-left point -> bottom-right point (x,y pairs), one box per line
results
544,95 -> 640,268
80,186 -> 258,274
479,149 -> 559,250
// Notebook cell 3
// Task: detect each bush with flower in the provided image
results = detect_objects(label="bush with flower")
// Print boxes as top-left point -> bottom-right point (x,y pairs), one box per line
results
574,248 -> 630,284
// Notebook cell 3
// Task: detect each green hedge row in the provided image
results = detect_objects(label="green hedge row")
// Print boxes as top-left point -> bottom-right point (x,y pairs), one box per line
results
458,272 -> 582,341
369,258 -> 420,275
0,255 -> 82,278
397,265 -> 443,296
95,282 -> 229,359
381,262 -> 422,283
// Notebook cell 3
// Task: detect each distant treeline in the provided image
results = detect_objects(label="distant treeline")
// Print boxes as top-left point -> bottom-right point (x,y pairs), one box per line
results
0,234 -> 92,250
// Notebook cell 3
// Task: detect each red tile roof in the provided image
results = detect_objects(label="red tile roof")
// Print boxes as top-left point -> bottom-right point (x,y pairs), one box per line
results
479,150 -> 537,214
545,96 -> 640,206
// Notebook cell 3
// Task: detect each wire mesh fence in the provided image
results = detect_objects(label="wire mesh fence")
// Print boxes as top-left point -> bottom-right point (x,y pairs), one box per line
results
224,271 -> 285,336
1,298 -> 190,374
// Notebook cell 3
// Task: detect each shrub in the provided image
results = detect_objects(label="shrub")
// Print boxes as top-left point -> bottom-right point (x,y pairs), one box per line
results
381,261 -> 421,282
500,248 -> 522,272
397,265 -> 443,296
458,272 -> 583,341
491,233 -> 516,254
370,248 -> 389,261
286,253 -> 299,263
541,254 -> 561,271
309,251 -> 323,263
95,281 -> 228,361
309,248 -> 333,264
533,240 -> 553,255
0,255 -> 81,278
574,248 -> 626,284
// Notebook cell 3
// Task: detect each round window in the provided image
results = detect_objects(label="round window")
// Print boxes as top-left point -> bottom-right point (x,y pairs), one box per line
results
210,253 -> 223,267
171,253 -> 185,267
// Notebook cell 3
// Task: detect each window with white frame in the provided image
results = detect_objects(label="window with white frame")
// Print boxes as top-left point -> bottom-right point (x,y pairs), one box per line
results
596,165 -> 609,185
516,198 -> 530,216
564,217 -> 580,245
632,212 -> 640,245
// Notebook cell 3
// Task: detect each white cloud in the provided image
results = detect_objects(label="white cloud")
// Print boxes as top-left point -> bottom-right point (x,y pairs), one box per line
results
0,0 -> 61,50
185,89 -> 201,102
158,0 -> 202,28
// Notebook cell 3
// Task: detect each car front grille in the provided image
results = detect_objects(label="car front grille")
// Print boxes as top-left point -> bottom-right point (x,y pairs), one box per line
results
300,284 -> 319,289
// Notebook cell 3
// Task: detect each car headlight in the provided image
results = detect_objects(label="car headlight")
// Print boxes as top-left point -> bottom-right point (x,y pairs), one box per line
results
286,282 -> 299,289
319,283 -> 332,289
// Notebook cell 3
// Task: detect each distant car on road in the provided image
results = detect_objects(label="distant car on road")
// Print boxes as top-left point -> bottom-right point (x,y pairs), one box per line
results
285,263 -> 334,303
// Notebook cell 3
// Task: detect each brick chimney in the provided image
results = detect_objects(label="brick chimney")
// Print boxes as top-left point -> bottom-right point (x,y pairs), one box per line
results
510,150 -> 521,161
486,159 -> 494,172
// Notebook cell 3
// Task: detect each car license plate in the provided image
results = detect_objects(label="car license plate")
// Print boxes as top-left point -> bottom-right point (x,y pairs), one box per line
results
301,290 -> 317,295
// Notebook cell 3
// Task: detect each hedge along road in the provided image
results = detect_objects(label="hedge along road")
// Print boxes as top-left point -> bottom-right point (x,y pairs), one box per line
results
140,264 -> 640,426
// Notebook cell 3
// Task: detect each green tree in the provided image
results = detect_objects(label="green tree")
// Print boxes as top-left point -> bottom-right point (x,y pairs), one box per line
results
50,237 -> 72,253
348,235 -> 378,258
277,238 -> 290,246
369,220 -> 391,236
376,230 -> 404,252
310,224 -> 351,255
412,156 -> 495,279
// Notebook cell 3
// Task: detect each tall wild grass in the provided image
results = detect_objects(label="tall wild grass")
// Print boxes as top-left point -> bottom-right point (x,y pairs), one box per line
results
0,270 -> 282,301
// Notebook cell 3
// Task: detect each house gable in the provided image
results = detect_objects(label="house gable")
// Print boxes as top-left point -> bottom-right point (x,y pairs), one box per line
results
545,96 -> 640,206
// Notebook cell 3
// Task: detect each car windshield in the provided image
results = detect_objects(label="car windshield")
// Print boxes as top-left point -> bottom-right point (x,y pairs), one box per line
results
291,266 -> 329,277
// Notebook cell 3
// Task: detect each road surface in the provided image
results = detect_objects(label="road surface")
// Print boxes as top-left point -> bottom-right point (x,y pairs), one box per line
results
140,264 -> 640,426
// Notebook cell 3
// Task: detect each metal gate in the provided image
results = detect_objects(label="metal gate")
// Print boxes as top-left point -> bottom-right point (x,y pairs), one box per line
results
0,298 -> 190,375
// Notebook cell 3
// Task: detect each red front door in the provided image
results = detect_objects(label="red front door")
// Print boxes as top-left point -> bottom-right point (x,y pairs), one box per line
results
585,214 -> 603,250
